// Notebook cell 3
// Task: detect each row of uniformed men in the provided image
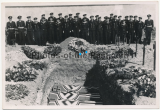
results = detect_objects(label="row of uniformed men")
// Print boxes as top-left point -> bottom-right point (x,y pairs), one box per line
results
6,13 -> 154,45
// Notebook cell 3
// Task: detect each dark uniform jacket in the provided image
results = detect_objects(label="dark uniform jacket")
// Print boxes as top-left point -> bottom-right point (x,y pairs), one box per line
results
72,20 -> 81,30
6,21 -> 16,31
111,19 -> 118,30
120,24 -> 128,33
81,21 -> 89,30
17,21 -> 25,30
63,20 -> 70,30
134,20 -> 139,31
97,21 -> 103,31
77,17 -> 82,23
33,22 -> 40,31
103,21 -> 111,31
40,21 -> 48,30
144,19 -> 154,31
40,18 -> 48,23
128,20 -> 135,31
89,20 -> 96,30
48,21 -> 56,29
48,16 -> 57,22
26,20 -> 34,31
137,21 -> 144,30
68,17 -> 74,31
56,21 -> 63,30
58,17 -> 64,23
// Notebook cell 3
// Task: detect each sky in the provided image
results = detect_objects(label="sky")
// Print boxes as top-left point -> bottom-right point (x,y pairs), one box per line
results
5,4 -> 156,25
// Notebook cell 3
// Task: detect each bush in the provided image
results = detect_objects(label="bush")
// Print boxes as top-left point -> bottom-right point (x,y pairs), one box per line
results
43,44 -> 62,56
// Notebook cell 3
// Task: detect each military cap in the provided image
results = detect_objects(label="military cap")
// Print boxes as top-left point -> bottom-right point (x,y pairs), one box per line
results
83,14 -> 87,16
42,14 -> 45,16
42,17 -> 45,19
110,13 -> 113,15
125,16 -> 128,18
147,14 -> 151,17
118,16 -> 122,18
74,16 -> 78,18
69,14 -> 72,16
34,17 -> 37,20
17,16 -> 22,19
95,15 -> 99,17
90,15 -> 94,18
98,17 -> 101,19
114,15 -> 117,17
134,15 -> 137,18
8,16 -> 12,19
50,13 -> 53,15
65,15 -> 68,18
139,17 -> 142,19
58,13 -> 62,15
76,13 -> 80,15
104,16 -> 109,19
27,16 -> 31,18
130,15 -> 133,18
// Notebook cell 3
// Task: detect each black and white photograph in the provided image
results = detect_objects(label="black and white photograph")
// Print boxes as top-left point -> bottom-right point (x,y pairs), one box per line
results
1,1 -> 159,109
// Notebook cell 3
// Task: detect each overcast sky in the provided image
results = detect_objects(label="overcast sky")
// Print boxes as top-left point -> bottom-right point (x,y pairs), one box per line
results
5,4 -> 156,25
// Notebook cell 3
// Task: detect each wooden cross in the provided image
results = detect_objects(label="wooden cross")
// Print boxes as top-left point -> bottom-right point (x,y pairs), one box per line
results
143,38 -> 147,65
153,41 -> 156,70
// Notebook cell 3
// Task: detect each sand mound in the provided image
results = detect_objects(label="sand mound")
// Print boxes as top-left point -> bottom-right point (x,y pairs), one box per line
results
60,37 -> 77,50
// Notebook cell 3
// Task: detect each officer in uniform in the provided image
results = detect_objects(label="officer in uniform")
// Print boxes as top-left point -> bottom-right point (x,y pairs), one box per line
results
128,15 -> 135,44
48,13 -> 56,22
137,17 -> 144,44
120,20 -> 128,44
63,15 -> 70,40
26,16 -> 34,45
6,16 -> 16,45
81,18 -> 89,41
72,16 -> 81,38
68,14 -> 74,36
103,16 -> 111,44
55,19 -> 63,43
111,15 -> 118,44
76,13 -> 81,23
95,15 -> 99,42
58,13 -> 64,23
17,16 -> 25,45
33,17 -> 40,45
82,14 -> 89,22
144,14 -> 154,45
134,15 -> 139,43
97,17 -> 103,44
89,15 -> 96,44
118,16 -> 122,41
109,13 -> 114,22
48,17 -> 56,44
40,17 -> 48,46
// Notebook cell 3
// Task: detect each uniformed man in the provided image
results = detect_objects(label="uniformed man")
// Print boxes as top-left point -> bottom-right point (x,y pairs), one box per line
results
103,16 -> 111,44
16,16 -> 26,45
58,13 -> 64,23
55,19 -> 63,43
95,15 -> 99,42
48,17 -> 56,44
137,17 -> 144,44
6,16 -> 16,45
89,15 -> 96,44
40,14 -> 47,22
68,14 -> 74,36
118,16 -> 123,41
40,17 -> 48,46
76,13 -> 81,23
81,18 -> 89,41
128,15 -> 135,44
48,13 -> 56,22
72,16 -> 81,38
26,16 -> 34,45
120,20 -> 128,44
82,14 -> 89,22
111,15 -> 118,44
33,17 -> 40,45
124,16 -> 129,43
134,15 -> 139,43
63,15 -> 70,40
109,13 -> 114,22
144,14 -> 154,45
96,17 -> 103,44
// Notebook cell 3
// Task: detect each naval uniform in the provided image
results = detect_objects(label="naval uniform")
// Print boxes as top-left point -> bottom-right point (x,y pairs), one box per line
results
81,21 -> 89,41
63,20 -> 70,40
144,19 -> 154,45
97,21 -> 103,44
120,23 -> 128,43
6,21 -> 16,45
17,20 -> 26,45
40,21 -> 48,45
26,20 -> 34,45
72,20 -> 81,38
56,21 -> 63,43
111,19 -> 118,44
68,17 -> 74,36
89,20 -> 96,44
134,19 -> 139,42
48,21 -> 56,44
33,21 -> 41,45
137,21 -> 144,44
128,20 -> 135,43
103,21 -> 111,44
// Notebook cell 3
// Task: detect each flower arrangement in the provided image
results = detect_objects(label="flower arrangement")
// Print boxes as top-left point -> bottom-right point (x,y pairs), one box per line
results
43,44 -> 62,56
